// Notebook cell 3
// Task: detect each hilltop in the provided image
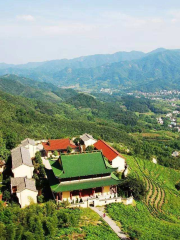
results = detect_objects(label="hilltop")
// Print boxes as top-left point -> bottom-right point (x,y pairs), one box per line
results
1,48 -> 180,91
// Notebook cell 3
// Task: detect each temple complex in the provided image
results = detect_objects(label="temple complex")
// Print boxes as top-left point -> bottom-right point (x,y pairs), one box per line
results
46,151 -> 121,206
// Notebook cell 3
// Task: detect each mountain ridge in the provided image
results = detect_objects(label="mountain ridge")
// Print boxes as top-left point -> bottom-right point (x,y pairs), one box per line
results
1,48 -> 180,91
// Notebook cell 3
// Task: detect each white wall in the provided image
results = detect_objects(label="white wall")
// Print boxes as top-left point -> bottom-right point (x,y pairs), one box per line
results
17,189 -> 38,208
24,144 -> 37,158
84,139 -> 97,148
12,165 -> 34,178
112,156 -> 125,172
0,165 -> 5,174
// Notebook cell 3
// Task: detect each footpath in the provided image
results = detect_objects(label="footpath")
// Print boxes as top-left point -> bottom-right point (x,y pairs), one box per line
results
90,206 -> 129,239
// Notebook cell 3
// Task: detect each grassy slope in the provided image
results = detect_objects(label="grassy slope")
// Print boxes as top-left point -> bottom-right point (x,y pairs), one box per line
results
49,208 -> 119,240
106,155 -> 180,240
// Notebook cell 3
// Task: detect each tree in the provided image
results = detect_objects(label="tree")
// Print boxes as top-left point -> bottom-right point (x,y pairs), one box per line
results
53,150 -> 58,156
67,146 -> 72,153
175,182 -> 180,191
3,190 -> 11,202
5,132 -> 18,150
118,176 -> 147,200
86,145 -> 94,152
73,138 -> 82,146
38,195 -> 44,203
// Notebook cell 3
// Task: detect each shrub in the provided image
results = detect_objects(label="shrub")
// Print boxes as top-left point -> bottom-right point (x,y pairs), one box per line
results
86,145 -> 94,152
53,151 -> 58,156
118,175 -> 147,200
67,146 -> 72,153
37,195 -> 44,203
175,181 -> 180,190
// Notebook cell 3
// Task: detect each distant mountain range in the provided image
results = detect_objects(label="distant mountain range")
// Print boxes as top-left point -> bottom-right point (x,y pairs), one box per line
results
1,48 -> 180,92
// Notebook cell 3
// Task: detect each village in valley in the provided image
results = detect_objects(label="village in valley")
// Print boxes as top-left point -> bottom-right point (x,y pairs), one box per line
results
1,134 -> 132,208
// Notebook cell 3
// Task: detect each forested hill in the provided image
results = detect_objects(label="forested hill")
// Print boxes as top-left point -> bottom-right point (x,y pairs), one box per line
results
0,50 -> 144,80
1,48 -> 180,91
0,75 -> 78,103
0,84 -> 136,158
53,49 -> 180,91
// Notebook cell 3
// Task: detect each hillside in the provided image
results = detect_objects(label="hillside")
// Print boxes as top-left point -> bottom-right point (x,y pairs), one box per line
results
0,90 -> 135,159
107,155 -> 180,239
0,75 -> 78,103
0,203 -> 119,239
0,50 -> 144,82
0,75 -> 180,171
1,48 -> 180,91
53,49 -> 180,91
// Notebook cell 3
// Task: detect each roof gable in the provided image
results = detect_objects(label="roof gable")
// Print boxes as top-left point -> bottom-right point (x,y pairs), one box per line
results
42,139 -> 76,151
80,133 -> 96,142
11,147 -> 33,169
11,177 -> 37,192
49,151 -> 117,179
94,140 -> 125,161
20,138 -> 36,147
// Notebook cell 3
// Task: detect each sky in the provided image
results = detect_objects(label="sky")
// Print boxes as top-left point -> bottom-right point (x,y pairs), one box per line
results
1,0 -> 180,64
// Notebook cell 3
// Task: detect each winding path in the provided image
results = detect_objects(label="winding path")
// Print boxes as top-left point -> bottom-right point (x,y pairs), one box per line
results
90,207 -> 129,239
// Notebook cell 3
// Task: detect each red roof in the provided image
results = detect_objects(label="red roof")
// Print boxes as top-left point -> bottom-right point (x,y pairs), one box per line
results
94,140 -> 125,161
42,139 -> 77,151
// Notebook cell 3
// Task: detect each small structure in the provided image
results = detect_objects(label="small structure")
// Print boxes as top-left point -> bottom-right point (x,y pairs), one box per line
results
94,140 -> 126,172
20,138 -> 37,158
172,151 -> 179,157
46,151 -> 120,206
157,117 -> 163,125
0,159 -> 5,174
171,122 -> 177,126
11,147 -> 34,178
152,158 -> 157,164
174,127 -> 180,132
173,111 -> 179,114
11,177 -> 38,208
166,113 -> 172,117
42,139 -> 78,157
80,133 -> 97,148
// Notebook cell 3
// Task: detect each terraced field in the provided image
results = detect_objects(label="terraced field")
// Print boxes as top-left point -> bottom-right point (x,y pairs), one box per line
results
128,156 -> 180,222
107,155 -> 180,239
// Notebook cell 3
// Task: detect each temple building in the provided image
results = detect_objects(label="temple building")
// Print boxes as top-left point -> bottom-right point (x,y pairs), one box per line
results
11,146 -> 34,178
94,140 -> 126,172
80,133 -> 97,148
46,151 -> 121,206
42,138 -> 78,157
19,138 -> 37,158
11,177 -> 38,208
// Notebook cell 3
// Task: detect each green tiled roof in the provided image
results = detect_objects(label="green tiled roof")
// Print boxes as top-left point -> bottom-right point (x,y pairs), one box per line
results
49,152 -> 117,179
46,168 -> 120,192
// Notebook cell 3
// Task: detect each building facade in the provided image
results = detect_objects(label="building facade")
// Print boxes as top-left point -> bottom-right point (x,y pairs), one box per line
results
11,177 -> 38,208
94,140 -> 126,172
11,147 -> 34,178
42,139 -> 78,157
46,151 -> 120,205
80,133 -> 97,148
20,138 -> 37,158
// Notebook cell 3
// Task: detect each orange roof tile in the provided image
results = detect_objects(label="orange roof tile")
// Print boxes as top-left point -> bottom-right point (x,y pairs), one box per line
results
42,139 -> 77,151
94,140 -> 125,161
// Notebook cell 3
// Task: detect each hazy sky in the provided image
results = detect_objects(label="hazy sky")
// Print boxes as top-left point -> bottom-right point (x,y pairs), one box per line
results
1,0 -> 180,64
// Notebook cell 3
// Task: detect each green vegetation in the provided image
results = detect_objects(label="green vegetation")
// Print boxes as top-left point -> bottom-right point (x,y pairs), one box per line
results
0,74 -> 180,171
106,155 -> 180,239
33,152 -> 46,196
118,175 -> 147,200
0,201 -> 119,240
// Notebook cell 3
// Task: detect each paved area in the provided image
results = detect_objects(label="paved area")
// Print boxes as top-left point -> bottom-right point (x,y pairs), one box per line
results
90,207 -> 129,239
